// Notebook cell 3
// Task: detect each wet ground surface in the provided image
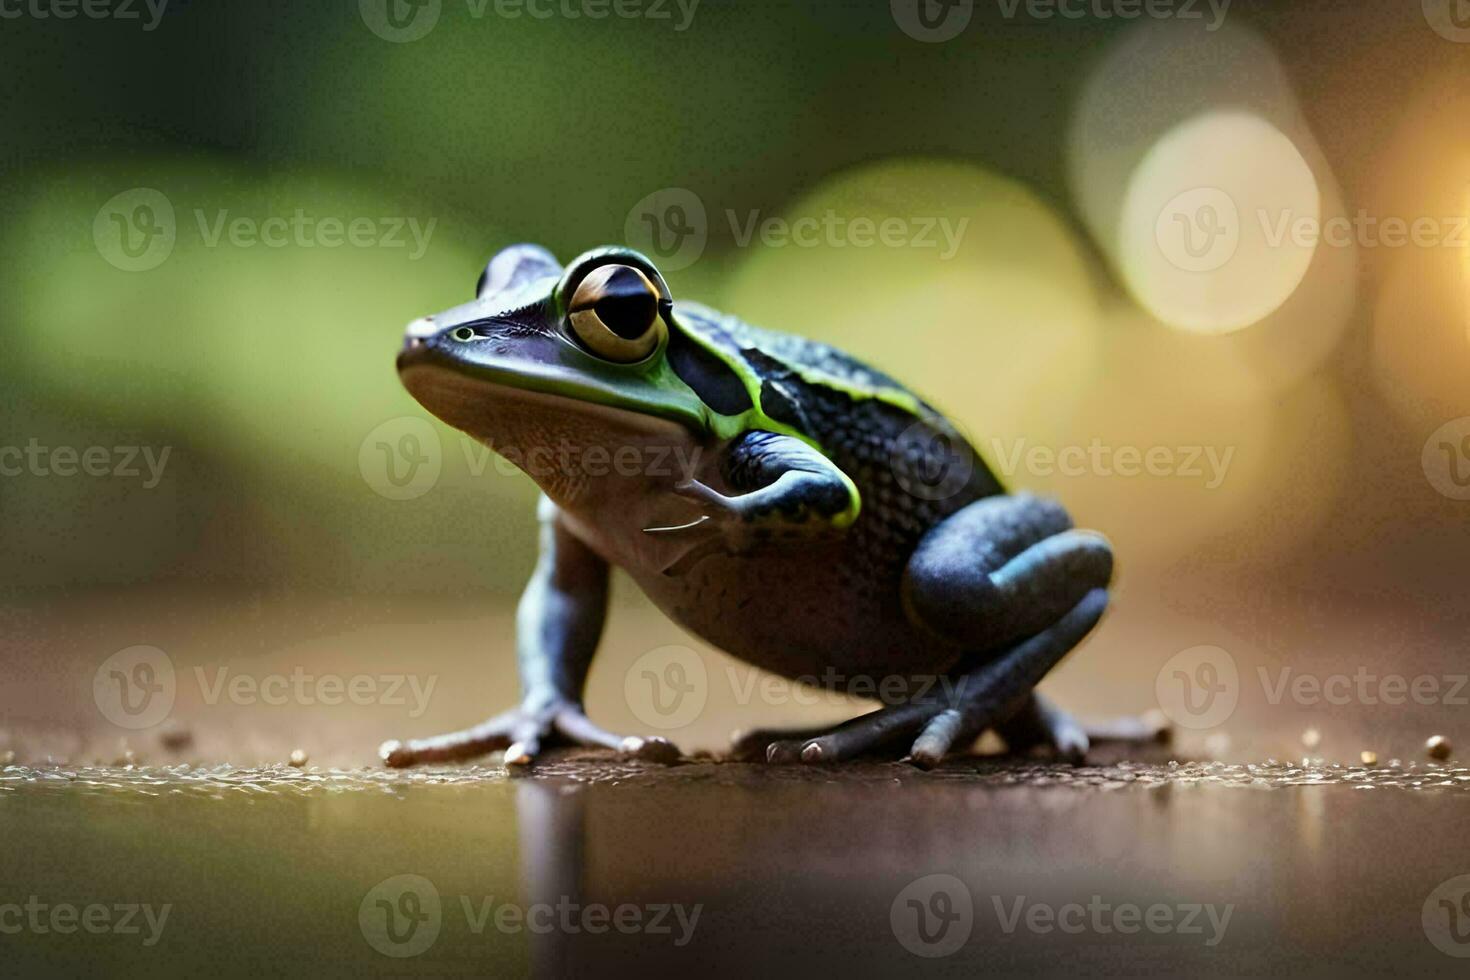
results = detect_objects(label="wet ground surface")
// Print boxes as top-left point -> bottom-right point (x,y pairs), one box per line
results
5,749 -> 1470,977
7,589 -> 1470,975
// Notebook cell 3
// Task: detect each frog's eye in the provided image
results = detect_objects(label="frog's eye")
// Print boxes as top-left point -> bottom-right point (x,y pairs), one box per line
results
566,264 -> 667,363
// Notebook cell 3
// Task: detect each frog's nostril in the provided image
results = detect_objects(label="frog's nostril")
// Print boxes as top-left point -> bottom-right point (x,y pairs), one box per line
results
405,316 -> 436,339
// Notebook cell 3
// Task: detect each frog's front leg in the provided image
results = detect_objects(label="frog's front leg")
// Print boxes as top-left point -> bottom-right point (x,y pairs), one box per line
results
644,430 -> 857,574
381,496 -> 680,768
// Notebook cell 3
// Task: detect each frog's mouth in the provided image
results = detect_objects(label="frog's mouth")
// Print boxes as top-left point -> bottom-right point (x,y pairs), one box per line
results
397,340 -> 706,446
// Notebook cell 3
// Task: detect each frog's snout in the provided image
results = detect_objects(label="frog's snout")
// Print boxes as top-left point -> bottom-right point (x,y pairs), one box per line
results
403,316 -> 437,350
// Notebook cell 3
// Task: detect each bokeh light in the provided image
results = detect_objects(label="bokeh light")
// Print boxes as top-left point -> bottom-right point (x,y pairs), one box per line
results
1069,20 -> 1354,394
1118,111 -> 1318,334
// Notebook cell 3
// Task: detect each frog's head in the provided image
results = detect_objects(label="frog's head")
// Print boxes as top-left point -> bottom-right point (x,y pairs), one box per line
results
398,244 -> 712,457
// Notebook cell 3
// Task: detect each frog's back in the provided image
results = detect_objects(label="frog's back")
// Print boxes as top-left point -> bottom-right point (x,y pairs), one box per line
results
674,301 -> 1005,519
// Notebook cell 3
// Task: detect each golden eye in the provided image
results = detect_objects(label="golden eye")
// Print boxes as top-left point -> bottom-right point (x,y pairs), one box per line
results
566,264 -> 666,363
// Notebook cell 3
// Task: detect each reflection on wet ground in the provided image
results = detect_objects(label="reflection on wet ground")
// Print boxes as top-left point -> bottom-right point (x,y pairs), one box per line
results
5,751 -> 1470,976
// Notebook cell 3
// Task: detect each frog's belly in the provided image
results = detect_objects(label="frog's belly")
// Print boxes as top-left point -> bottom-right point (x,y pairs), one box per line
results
625,539 -> 966,689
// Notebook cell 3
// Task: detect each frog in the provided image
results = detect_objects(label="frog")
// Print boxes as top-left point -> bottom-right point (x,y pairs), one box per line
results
380,243 -> 1163,770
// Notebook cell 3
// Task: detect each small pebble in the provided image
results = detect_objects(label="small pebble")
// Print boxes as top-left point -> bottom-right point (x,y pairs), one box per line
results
1301,728 -> 1321,750
1359,750 -> 1377,766
1426,735 -> 1452,761
159,725 -> 194,751
288,749 -> 309,768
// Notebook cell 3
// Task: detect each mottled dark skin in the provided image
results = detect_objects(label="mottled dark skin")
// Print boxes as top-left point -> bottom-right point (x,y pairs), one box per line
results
381,244 -> 1163,769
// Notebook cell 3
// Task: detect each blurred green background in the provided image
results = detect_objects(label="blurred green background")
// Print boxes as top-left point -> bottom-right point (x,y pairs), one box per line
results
2,1 -> 1468,717
2,0 -> 1458,593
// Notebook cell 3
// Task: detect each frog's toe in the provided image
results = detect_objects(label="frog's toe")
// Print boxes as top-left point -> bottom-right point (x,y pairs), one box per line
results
728,725 -> 838,762
618,735 -> 682,765
797,703 -> 939,764
378,708 -> 518,767
750,701 -> 944,765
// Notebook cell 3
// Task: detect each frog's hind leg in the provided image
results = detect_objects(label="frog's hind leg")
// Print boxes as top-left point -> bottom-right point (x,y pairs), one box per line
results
764,494 -> 1117,767
900,493 -> 1113,652
765,590 -> 1109,765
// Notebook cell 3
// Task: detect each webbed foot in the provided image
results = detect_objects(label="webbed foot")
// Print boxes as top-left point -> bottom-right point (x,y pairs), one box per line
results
380,699 -> 681,768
